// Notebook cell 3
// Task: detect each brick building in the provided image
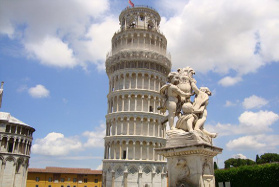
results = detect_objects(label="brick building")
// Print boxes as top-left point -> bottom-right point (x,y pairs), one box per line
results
26,167 -> 102,187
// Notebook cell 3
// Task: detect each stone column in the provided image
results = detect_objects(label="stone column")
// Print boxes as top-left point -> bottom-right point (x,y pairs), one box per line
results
116,96 -> 119,112
140,142 -> 143,160
126,142 -> 129,160
135,95 -> 137,111
122,95 -> 125,111
138,172 -> 143,187
140,118 -> 144,135
148,96 -> 151,112
161,173 -> 166,187
153,121 -> 155,136
124,172 -> 128,187
127,118 -> 130,135
152,143 -> 155,161
113,77 -> 116,91
142,74 -> 145,89
121,118 -> 124,135
111,171 -> 115,187
153,76 -> 156,91
124,74 -> 126,89
17,139 -> 20,153
148,74 -> 151,90
147,118 -> 150,136
12,139 -> 16,153
135,73 -> 138,89
6,137 -> 9,151
24,140 -> 29,154
133,141 -> 136,160
147,142 -> 150,160
152,172 -> 156,187
109,144 -> 112,159
153,97 -> 156,113
115,120 -> 118,135
119,142 -> 122,159
141,96 -> 144,111
128,95 -> 131,111
158,123 -> 161,137
113,143 -> 116,159
103,172 -> 107,187
129,74 -> 132,89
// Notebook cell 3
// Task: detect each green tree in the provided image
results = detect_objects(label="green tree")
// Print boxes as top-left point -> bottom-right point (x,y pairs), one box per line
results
224,158 -> 255,168
259,153 -> 279,164
256,154 -> 260,163
214,161 -> 218,170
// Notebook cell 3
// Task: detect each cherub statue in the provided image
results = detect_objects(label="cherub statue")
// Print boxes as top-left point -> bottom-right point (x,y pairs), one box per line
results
158,72 -> 191,130
191,81 -> 217,138
177,67 -> 196,102
176,102 -> 197,133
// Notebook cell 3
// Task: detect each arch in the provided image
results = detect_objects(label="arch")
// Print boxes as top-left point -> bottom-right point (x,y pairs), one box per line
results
5,155 -> 16,165
128,165 -> 138,175
114,165 -> 124,176
143,165 -> 152,174
155,166 -> 162,174
16,157 -> 25,173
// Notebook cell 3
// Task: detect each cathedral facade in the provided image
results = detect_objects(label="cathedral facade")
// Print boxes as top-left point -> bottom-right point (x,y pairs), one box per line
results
0,112 -> 35,187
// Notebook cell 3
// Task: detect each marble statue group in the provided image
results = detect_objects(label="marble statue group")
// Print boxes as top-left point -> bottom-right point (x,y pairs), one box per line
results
158,67 -> 217,140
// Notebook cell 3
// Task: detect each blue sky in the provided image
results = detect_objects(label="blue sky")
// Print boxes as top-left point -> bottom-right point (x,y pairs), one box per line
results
0,0 -> 279,169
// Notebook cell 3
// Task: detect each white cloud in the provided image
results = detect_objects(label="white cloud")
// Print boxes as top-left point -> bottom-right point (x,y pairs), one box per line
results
224,100 -> 237,107
218,76 -> 242,87
208,110 -> 279,135
227,134 -> 279,152
160,0 -> 279,84
242,95 -> 269,109
17,85 -> 28,93
32,132 -> 82,156
227,136 -> 266,150
0,0 -> 112,69
238,110 -> 279,132
26,36 -> 77,68
28,84 -> 50,98
83,123 -> 106,147
74,16 -> 119,71
96,163 -> 103,170
232,153 -> 247,159
62,98 -> 68,104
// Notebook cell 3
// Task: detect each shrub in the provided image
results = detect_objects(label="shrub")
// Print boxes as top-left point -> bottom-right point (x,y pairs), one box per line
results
215,163 -> 279,187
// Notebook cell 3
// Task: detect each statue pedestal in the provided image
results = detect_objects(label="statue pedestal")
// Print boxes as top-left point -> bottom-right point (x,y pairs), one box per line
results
156,139 -> 222,187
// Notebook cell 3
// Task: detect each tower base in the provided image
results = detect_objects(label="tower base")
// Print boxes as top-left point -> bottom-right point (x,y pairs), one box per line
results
156,142 -> 222,187
102,160 -> 167,187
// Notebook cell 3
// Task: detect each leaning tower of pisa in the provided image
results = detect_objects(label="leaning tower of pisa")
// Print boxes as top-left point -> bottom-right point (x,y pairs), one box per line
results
102,6 -> 172,187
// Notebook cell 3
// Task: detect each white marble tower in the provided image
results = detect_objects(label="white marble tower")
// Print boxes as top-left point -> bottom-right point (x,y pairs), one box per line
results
102,6 -> 172,187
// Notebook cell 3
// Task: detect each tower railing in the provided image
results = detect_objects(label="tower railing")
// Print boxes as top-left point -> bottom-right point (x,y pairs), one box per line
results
122,5 -> 158,13
113,27 -> 166,38
106,44 -> 171,61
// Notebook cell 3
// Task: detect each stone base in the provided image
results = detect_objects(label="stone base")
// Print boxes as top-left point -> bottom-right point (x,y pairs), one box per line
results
156,144 -> 222,187
166,129 -> 213,147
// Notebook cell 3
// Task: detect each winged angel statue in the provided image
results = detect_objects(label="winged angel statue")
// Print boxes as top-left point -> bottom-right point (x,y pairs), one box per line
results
158,67 -> 217,144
